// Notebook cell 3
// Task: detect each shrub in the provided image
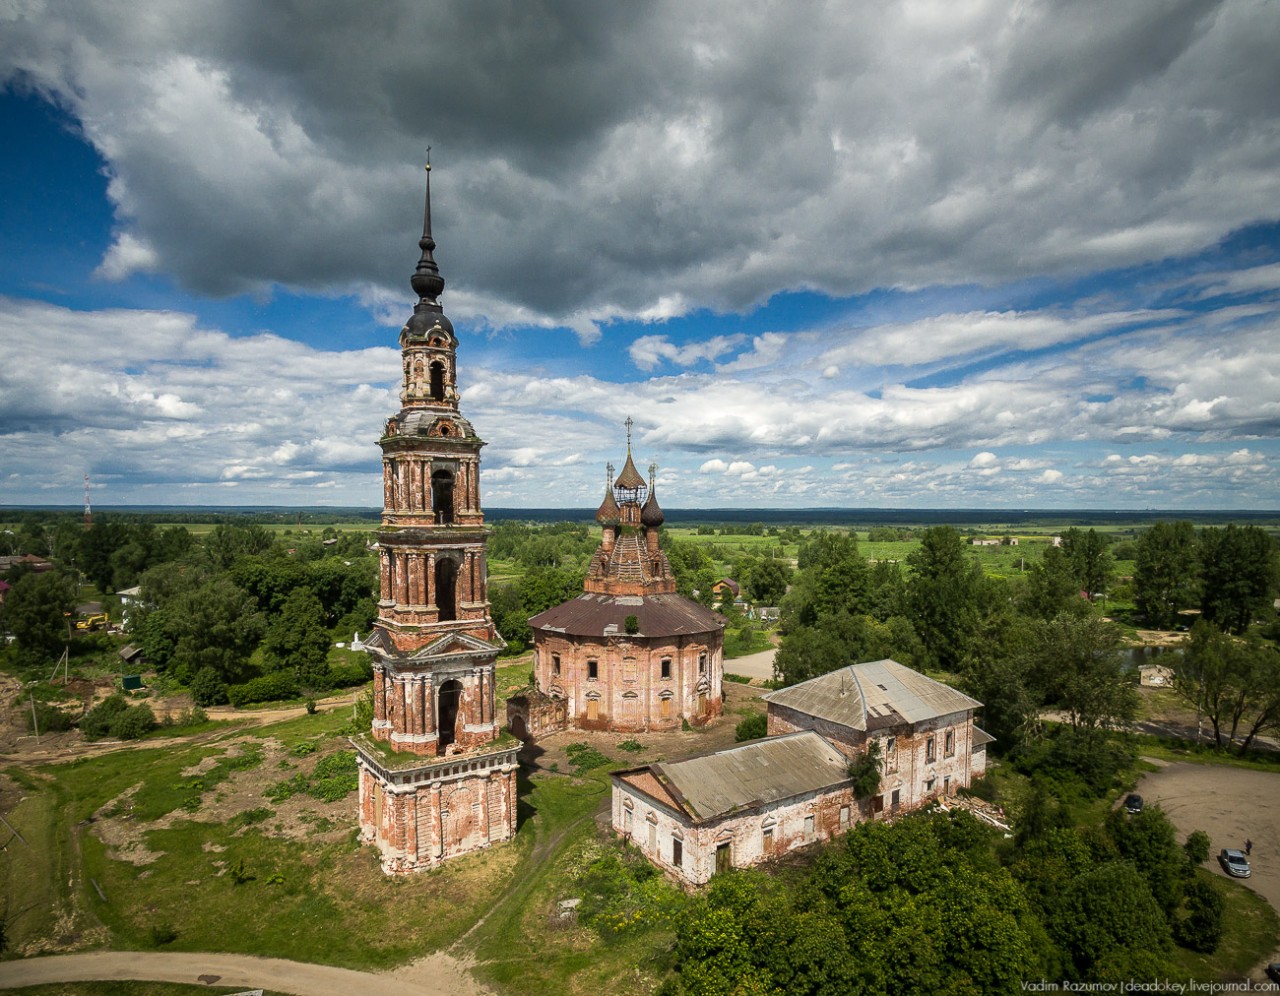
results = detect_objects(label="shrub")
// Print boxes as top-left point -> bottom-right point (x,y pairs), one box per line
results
618,739 -> 645,753
565,742 -> 611,771
327,658 -> 372,689
1183,829 -> 1211,866
190,667 -> 228,706
110,703 -> 157,740
26,700 -> 77,733
734,713 -> 767,742
226,671 -> 299,707
624,614 -> 640,634
1174,878 -> 1224,953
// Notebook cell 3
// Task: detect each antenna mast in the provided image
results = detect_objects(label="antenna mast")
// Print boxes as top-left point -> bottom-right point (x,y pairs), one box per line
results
83,473 -> 93,530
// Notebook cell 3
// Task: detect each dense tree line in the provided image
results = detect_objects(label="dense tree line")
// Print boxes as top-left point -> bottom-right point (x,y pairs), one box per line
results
1,516 -> 379,708
660,803 -> 1220,994
1131,522 -> 1276,633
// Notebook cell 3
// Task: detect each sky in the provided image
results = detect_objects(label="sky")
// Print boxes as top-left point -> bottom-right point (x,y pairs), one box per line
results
1,1 -> 1278,511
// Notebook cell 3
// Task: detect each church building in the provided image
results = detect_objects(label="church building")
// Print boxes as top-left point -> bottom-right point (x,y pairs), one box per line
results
507,427 -> 725,737
352,164 -> 519,874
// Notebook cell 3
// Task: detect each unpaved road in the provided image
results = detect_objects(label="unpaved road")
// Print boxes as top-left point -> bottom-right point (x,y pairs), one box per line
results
724,648 -> 776,680
0,949 -> 488,995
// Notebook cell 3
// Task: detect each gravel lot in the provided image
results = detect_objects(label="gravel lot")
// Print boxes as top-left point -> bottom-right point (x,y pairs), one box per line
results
1134,760 -> 1280,977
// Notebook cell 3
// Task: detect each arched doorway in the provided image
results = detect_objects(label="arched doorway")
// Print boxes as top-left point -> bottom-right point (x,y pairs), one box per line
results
438,679 -> 463,749
435,556 -> 457,621
509,714 -> 528,742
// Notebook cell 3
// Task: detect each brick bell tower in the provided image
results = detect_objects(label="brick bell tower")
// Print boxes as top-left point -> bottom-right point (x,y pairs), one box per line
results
353,161 -> 519,874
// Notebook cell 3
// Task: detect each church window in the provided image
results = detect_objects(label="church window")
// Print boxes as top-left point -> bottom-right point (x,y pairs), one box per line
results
891,789 -> 901,808
698,652 -> 707,674
660,657 -> 671,679
945,729 -> 955,756
839,805 -> 850,829
762,827 -> 774,853
804,814 -> 816,840
647,816 -> 658,852
672,835 -> 683,868
925,736 -> 936,763
623,657 -> 637,682
429,361 -> 445,401
552,654 -> 561,676
588,659 -> 598,680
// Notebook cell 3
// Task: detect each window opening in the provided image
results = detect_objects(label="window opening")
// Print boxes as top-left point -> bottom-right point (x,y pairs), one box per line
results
660,657 -> 671,679
431,469 -> 455,524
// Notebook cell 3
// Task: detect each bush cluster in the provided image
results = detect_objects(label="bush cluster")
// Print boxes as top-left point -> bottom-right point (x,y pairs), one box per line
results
80,694 -> 156,740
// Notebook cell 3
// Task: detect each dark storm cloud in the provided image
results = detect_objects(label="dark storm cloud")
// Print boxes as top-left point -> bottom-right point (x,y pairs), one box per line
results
2,0 -> 1279,335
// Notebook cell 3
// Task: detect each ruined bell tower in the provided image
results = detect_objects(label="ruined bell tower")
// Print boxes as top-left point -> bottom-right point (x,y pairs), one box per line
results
353,162 -> 519,874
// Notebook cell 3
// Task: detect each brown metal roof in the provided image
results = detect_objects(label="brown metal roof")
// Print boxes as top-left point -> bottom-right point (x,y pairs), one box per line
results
614,731 -> 851,823
763,659 -> 981,732
529,592 -> 724,638
614,450 -> 645,490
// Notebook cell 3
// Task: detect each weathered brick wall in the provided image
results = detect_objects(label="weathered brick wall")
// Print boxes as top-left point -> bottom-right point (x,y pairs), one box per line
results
765,703 -> 978,812
534,630 -> 723,732
505,692 -> 567,741
357,753 -> 517,875
613,777 -> 859,887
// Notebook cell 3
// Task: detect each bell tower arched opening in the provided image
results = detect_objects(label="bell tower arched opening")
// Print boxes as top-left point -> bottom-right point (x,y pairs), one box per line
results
438,679 -> 463,749
432,469 -> 454,524
429,361 -> 445,401
436,555 -> 458,621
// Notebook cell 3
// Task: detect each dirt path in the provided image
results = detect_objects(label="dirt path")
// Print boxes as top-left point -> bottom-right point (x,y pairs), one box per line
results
0,949 -> 488,996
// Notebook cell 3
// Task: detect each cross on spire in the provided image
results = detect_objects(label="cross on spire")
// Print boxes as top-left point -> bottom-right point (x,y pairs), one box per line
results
624,416 -> 634,448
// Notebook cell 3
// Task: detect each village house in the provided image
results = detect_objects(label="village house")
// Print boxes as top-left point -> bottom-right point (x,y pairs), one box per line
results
611,659 -> 993,886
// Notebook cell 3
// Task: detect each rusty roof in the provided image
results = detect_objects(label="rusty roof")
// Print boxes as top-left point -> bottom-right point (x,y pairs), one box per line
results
529,592 -> 724,638
613,730 -> 850,823
763,659 -> 981,732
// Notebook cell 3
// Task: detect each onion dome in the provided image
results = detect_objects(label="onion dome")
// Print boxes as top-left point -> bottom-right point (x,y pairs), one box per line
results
614,451 -> 645,491
640,464 -> 664,528
595,464 -> 620,524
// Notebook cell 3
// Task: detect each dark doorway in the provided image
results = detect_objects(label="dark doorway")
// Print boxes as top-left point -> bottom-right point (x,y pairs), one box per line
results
432,470 -> 454,524
436,556 -> 457,621
429,361 -> 445,401
438,679 -> 463,749
509,714 -> 528,742
715,842 -> 732,874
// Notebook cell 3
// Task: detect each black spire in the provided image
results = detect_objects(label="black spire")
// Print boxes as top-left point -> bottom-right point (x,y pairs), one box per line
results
409,152 -> 445,310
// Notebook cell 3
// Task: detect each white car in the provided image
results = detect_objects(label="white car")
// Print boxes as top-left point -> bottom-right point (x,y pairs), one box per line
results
1219,848 -> 1251,878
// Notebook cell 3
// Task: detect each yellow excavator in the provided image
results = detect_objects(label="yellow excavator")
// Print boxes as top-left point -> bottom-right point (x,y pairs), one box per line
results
75,612 -> 109,631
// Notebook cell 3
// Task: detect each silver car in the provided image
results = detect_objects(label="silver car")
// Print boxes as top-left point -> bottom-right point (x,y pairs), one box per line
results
1219,848 -> 1251,878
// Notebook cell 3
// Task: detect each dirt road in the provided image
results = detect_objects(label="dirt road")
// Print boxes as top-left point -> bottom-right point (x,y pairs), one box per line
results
0,949 -> 488,996
724,648 -> 776,680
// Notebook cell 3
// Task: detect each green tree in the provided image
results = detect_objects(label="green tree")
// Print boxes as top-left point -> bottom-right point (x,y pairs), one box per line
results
1174,878 -> 1224,954
1033,613 -> 1135,734
169,577 -> 265,684
1061,528 -> 1113,601
743,557 -> 791,606
1133,521 -> 1198,628
262,587 -> 331,687
848,738 -> 882,800
202,523 -> 276,570
1053,861 -> 1170,976
907,526 -> 981,670
1199,524 -> 1277,635
1021,544 -> 1084,621
1,570 -> 76,657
